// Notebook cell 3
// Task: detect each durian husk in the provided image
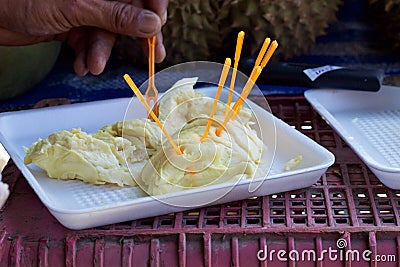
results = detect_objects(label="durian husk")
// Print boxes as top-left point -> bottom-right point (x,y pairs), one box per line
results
218,0 -> 342,60
368,0 -> 400,52
162,0 -> 223,63
114,0 -> 342,66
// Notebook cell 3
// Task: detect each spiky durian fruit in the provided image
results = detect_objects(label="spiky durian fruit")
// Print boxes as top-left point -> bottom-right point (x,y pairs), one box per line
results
218,0 -> 342,59
115,0 -> 342,66
162,0 -> 342,65
368,0 -> 400,51
162,1 -> 223,63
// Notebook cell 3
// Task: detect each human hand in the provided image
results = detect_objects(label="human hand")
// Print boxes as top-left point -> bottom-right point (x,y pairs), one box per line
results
0,0 -> 168,75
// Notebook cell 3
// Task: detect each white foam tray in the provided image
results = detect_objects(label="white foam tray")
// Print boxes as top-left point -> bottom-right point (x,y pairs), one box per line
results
305,85 -> 400,189
0,89 -> 334,229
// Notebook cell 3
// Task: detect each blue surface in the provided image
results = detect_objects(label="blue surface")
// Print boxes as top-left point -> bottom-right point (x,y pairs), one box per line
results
0,63 -> 147,110
1,0 -> 400,110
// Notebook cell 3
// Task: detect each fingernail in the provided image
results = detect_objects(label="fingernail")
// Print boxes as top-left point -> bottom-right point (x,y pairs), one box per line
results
138,11 -> 160,34
89,56 -> 107,76
75,67 -> 89,76
74,51 -> 89,76
81,68 -> 89,76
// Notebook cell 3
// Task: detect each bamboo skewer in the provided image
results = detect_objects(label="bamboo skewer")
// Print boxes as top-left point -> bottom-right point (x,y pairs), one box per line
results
124,74 -> 182,155
201,58 -> 232,142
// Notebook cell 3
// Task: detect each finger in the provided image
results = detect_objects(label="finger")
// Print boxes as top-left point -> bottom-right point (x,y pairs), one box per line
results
139,31 -> 166,63
65,28 -> 90,76
154,31 -> 166,63
87,29 -> 116,75
144,0 -> 169,25
127,0 -> 167,25
69,0 -> 162,38
74,49 -> 89,76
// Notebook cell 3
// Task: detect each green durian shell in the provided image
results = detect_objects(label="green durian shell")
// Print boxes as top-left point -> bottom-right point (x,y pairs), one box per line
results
114,0 -> 342,66
162,0 -> 342,65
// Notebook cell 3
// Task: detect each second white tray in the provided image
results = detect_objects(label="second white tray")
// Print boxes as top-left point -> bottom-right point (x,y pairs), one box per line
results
305,85 -> 400,189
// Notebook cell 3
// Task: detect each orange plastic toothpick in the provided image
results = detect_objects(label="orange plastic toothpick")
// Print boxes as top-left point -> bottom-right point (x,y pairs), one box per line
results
254,37 -> 271,70
234,39 -> 279,116
216,38 -> 278,136
216,66 -> 262,136
124,74 -> 182,155
225,31 -> 245,117
230,66 -> 262,120
201,58 -> 231,142
146,36 -> 158,117
260,40 -> 278,69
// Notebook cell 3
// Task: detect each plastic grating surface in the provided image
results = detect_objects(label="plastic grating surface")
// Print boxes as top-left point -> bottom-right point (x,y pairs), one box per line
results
2,96 -> 400,266
352,109 -> 400,167
66,180 -> 144,209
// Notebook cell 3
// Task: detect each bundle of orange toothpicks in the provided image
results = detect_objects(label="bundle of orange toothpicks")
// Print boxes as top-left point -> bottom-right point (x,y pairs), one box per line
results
124,32 -> 278,153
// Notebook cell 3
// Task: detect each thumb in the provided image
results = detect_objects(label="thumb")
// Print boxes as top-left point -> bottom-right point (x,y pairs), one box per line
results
71,0 -> 162,37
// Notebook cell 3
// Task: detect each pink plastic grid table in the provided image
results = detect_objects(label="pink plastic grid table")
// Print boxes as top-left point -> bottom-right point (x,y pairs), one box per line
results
1,95 -> 400,266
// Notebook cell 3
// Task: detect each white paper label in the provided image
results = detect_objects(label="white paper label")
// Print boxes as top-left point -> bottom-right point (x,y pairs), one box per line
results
303,65 -> 343,81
